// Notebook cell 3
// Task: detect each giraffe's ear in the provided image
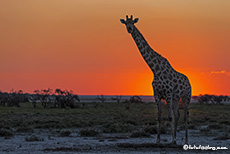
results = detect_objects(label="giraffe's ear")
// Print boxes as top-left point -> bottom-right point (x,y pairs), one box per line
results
134,18 -> 139,23
120,19 -> 125,24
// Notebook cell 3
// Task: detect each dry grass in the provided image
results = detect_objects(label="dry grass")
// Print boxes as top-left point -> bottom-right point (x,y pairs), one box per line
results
0,102 -> 229,134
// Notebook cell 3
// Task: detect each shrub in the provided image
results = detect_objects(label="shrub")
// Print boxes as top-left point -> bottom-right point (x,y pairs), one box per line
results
208,124 -> 222,129
79,129 -> 100,137
188,124 -> 196,129
144,125 -> 166,134
34,121 -> 63,129
60,130 -> 71,137
124,120 -> 138,126
130,131 -> 151,138
25,135 -> 44,142
16,127 -> 34,133
0,128 -> 13,137
200,127 -> 210,132
213,136 -> 230,140
143,126 -> 157,134
103,123 -> 134,133
160,126 -> 167,134
219,120 -> 230,125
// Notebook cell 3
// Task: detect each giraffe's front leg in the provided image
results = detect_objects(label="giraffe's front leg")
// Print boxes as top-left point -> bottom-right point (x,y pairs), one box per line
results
156,97 -> 162,144
182,96 -> 190,144
172,98 -> 180,144
153,82 -> 162,144
167,97 -> 176,144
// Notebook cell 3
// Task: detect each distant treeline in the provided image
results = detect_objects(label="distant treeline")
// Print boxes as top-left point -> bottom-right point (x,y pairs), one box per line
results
192,94 -> 230,104
0,88 -> 79,108
1,89 -> 229,108
0,88 -> 144,108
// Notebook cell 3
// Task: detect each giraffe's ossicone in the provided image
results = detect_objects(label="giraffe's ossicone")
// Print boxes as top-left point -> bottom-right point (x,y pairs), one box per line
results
120,15 -> 191,144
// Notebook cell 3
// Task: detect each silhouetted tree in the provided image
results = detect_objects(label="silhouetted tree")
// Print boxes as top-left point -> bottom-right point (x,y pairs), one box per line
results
8,89 -> 24,107
198,94 -> 228,105
34,88 -> 53,108
96,95 -> 106,103
212,95 -> 223,105
198,94 -> 211,104
129,95 -> 142,103
111,95 -> 123,103
55,89 -> 79,108
0,91 -> 8,106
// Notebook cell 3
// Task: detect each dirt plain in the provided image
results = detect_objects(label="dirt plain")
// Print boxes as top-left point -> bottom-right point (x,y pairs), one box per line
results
0,102 -> 230,153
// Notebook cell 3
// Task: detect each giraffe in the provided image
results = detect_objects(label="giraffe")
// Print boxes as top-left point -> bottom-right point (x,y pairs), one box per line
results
120,15 -> 191,144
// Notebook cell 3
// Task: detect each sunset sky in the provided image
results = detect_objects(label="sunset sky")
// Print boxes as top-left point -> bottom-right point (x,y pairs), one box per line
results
0,0 -> 229,95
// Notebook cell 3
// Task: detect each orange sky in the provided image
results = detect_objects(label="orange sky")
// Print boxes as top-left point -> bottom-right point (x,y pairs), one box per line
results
0,0 -> 230,95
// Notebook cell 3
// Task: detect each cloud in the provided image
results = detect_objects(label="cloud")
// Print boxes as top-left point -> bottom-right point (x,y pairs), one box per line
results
211,70 -> 230,76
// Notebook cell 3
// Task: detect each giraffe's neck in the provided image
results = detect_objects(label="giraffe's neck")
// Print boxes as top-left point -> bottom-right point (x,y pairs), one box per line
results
131,26 -> 161,74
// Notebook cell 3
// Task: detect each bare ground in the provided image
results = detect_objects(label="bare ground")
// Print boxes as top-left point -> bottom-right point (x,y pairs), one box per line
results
1,103 -> 230,153
0,129 -> 229,154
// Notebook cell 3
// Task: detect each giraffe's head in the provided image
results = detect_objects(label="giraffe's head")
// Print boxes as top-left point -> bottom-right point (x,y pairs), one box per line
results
120,15 -> 139,34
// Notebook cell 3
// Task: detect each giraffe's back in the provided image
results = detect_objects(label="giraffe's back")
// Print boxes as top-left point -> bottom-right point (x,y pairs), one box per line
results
152,56 -> 191,100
